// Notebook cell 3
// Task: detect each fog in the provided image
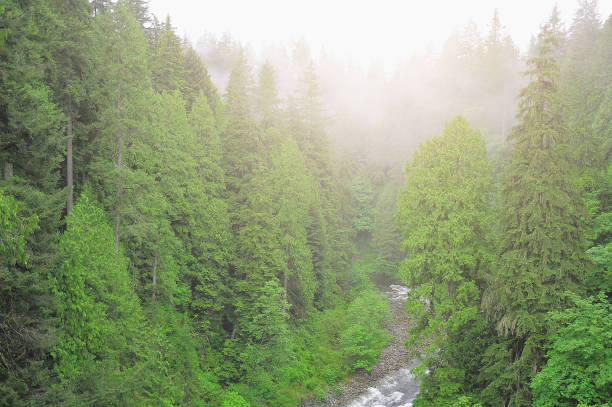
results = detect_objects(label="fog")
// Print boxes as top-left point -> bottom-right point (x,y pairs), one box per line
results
150,0 -> 611,171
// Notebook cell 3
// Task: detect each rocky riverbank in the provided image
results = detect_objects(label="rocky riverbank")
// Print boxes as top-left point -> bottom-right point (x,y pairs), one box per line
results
301,285 -> 420,407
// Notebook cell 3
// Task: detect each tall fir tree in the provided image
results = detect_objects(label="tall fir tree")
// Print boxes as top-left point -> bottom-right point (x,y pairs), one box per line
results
481,23 -> 589,407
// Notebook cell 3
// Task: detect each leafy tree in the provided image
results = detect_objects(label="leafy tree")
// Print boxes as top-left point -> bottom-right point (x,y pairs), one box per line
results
339,290 -> 389,372
532,293 -> 612,407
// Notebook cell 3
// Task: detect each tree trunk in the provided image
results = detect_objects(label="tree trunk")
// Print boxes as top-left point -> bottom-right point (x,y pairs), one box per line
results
283,241 -> 292,314
284,241 -> 289,302
66,116 -> 74,214
152,246 -> 159,302
114,72 -> 122,251
231,318 -> 238,340
4,162 -> 13,179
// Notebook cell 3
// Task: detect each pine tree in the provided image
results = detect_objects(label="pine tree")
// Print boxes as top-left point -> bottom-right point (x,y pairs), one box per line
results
291,63 -> 351,308
259,128 -> 317,317
184,92 -> 232,341
87,1 -> 151,251
562,0 -> 603,170
0,0 -> 63,191
182,44 -> 219,112
255,62 -> 282,130
372,181 -> 403,275
152,15 -> 186,93
50,187 -> 149,404
350,174 -> 375,238
481,23 -> 589,407
47,0 -> 93,214
0,191 -> 43,405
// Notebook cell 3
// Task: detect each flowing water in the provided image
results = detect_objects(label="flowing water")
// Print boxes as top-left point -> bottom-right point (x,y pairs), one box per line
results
344,366 -> 420,407
342,284 -> 420,407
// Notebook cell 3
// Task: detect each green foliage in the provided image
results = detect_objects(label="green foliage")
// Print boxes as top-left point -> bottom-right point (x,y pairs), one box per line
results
0,191 -> 38,265
350,174 -> 375,234
398,116 -> 493,403
50,188 -> 148,399
273,279 -> 389,405
0,192 -> 43,405
372,181 -> 403,276
532,293 -> 612,407
18,1 -> 612,405
0,0 -> 64,192
339,290 -> 390,372
480,21 -> 591,407
152,16 -> 186,93
221,391 -> 251,407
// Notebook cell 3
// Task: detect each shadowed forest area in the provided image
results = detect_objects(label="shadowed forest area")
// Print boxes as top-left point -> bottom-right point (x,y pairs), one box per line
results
1,0 -> 611,406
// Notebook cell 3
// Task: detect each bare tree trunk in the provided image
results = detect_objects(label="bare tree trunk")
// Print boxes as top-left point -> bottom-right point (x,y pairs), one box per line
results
231,319 -> 238,340
284,241 -> 289,299
4,162 -> 13,179
501,106 -> 506,140
283,241 -> 291,313
152,246 -> 159,302
66,116 -> 74,214
152,227 -> 160,302
114,73 -> 122,251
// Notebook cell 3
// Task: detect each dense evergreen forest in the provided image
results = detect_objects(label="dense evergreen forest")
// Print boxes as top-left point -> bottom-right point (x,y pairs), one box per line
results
0,0 -> 610,406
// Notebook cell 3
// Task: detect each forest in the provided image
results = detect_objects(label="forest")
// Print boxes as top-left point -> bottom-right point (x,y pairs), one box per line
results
0,0 -> 610,406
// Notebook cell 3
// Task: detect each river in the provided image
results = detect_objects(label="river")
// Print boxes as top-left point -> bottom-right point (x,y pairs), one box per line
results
302,284 -> 421,407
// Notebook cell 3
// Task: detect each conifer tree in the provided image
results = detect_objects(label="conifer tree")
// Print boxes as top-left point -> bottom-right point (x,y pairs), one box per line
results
152,15 -> 186,93
185,92 -> 232,339
372,181 -> 403,275
51,188 -> 149,404
0,191 -> 43,405
259,128 -> 317,317
398,116 -> 493,405
481,23 -> 589,407
562,0 -> 603,170
182,45 -> 219,112
47,0 -> 92,213
0,0 -> 63,190
291,63 -> 351,308
255,62 -> 282,130
88,1 -> 151,251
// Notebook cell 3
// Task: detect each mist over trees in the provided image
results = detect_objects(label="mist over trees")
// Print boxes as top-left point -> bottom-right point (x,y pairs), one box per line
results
1,0 -> 611,406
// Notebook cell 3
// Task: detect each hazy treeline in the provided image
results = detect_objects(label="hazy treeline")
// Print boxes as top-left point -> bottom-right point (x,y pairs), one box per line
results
195,10 -> 522,173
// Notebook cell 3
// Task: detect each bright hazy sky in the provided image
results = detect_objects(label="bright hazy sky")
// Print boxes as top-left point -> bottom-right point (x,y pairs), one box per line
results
148,0 -> 612,70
